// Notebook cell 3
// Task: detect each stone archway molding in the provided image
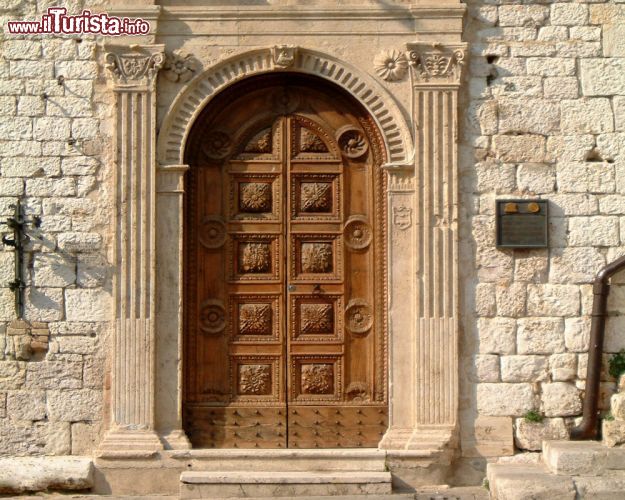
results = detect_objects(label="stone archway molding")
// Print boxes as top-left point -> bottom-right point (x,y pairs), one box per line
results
156,46 -> 414,167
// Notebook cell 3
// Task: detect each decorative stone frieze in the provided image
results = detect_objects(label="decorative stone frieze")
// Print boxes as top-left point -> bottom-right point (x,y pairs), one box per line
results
98,44 -> 167,457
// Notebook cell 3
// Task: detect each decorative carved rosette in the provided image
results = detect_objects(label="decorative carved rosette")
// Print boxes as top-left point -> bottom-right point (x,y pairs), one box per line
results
345,299 -> 373,336
335,125 -> 368,159
199,299 -> 226,334
163,51 -> 197,83
407,43 -> 467,85
373,49 -> 409,82
301,243 -> 333,273
301,364 -> 334,394
238,364 -> 272,395
105,50 -> 165,86
202,131 -> 232,160
344,216 -> 372,251
199,216 -> 226,249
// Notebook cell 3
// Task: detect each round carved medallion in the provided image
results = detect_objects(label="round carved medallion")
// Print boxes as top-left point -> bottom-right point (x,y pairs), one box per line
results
202,131 -> 232,160
199,216 -> 226,249
344,216 -> 372,251
345,299 -> 373,336
199,299 -> 226,334
335,125 -> 368,159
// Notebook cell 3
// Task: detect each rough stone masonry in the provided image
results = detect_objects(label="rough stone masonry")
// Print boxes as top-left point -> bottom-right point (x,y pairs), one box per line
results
0,0 -> 623,484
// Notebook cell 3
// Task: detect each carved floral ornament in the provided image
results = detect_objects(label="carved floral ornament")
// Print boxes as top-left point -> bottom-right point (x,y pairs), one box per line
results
373,45 -> 467,84
105,49 -> 165,85
163,51 -> 197,83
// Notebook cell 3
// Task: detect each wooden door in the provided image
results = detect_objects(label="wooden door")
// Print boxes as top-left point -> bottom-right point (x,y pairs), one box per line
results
184,76 -> 387,449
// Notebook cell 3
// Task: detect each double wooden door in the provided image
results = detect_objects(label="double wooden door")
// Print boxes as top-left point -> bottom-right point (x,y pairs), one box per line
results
184,77 -> 387,449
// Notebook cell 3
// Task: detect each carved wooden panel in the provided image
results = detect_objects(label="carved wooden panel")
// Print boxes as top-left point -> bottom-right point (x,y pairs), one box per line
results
184,75 -> 387,449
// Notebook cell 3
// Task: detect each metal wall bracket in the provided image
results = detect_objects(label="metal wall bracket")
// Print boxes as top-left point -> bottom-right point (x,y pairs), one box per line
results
1,200 -> 41,319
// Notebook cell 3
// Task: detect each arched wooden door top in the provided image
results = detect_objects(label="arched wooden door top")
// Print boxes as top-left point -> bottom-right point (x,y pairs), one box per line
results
183,74 -> 388,449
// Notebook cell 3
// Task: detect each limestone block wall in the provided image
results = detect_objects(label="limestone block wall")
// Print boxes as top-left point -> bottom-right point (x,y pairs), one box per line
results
0,1 -> 112,455
459,0 -> 625,457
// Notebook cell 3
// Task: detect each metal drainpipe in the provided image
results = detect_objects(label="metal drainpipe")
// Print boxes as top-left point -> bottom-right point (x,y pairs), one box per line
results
571,254 -> 625,440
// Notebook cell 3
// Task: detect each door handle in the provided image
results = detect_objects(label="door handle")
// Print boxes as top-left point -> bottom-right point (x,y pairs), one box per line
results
312,284 -> 322,294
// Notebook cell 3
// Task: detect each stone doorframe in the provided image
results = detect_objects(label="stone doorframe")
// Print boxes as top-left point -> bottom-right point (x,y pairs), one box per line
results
98,44 -> 466,457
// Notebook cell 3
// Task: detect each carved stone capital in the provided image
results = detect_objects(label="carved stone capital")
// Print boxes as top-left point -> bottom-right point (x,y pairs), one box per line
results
406,43 -> 467,85
105,44 -> 165,87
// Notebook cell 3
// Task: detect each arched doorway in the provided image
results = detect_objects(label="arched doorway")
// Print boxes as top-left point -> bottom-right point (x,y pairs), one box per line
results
182,74 -> 388,449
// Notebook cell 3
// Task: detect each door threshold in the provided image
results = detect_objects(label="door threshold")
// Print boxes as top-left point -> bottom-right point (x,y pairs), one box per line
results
168,448 -> 387,459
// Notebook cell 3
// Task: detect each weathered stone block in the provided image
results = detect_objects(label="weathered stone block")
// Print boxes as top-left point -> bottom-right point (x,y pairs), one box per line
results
498,5 -> 548,27
517,318 -> 565,355
461,415 -> 514,457
17,96 -> 45,116
47,389 -> 102,422
26,178 -> 76,197
551,3 -> 589,25
0,362 -> 25,390
527,57 -> 575,76
61,156 -> 99,176
474,162 -> 516,193
65,289 -> 111,322
33,117 -> 71,141
561,98 -> 614,134
569,216 -> 620,246
6,390 -> 46,421
1,156 -> 61,177
477,383 -> 536,417
54,61 -> 98,80
603,419 -> 625,447
470,354 -> 500,383
57,232 -> 102,252
498,98 -> 559,135
475,283 -> 497,317
514,418 -> 569,451
47,97 -> 92,118
610,393 -> 625,421
496,283 -> 526,317
24,287 -> 64,322
501,355 -> 548,382
546,135 -> 594,162
71,421 -> 101,455
0,117 -> 32,141
541,383 -> 582,417
478,317 -> 517,354
24,360 -> 82,390
526,284 -> 580,317
543,77 -> 578,99
3,40 -> 41,60
514,250 -> 548,283
42,39 -> 76,60
550,247 -> 605,284
517,163 -> 555,194
10,60 -> 53,79
550,353 -> 577,382
493,134 -> 546,162
557,162 -> 615,194
582,58 -> 625,96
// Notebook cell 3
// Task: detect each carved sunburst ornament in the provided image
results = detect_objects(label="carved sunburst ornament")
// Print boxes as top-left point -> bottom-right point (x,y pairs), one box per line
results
239,364 -> 271,395
301,183 -> 331,212
374,49 -> 409,82
239,304 -> 272,335
240,242 -> 271,273
163,51 -> 197,83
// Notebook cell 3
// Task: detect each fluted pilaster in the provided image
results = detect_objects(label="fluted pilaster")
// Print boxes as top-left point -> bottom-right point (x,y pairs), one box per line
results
99,45 -> 165,457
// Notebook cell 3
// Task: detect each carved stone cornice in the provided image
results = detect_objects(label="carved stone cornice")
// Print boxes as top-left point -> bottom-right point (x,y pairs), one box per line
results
406,43 -> 467,86
105,45 -> 165,88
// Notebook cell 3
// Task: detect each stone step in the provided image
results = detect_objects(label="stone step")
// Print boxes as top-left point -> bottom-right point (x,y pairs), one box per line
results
543,440 -> 610,475
486,463 -> 576,500
0,456 -> 94,495
168,448 -> 387,472
179,470 -> 392,499
573,474 -> 625,500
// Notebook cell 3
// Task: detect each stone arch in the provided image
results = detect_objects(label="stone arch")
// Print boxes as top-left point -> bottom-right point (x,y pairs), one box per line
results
157,47 -> 413,166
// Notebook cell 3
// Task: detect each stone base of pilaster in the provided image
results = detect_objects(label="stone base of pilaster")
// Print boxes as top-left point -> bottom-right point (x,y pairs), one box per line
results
97,428 -> 163,458
160,429 -> 192,450
380,425 -> 458,451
